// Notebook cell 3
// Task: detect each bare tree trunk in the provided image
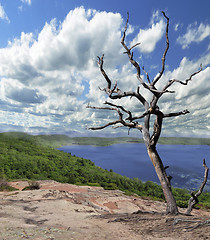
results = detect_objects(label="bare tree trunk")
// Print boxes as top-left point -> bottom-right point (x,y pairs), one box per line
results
147,146 -> 178,214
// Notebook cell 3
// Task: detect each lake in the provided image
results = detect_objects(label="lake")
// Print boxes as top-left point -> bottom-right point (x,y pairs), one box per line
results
58,143 -> 210,191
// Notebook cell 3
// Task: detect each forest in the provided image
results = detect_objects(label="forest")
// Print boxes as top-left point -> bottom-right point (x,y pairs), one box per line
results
0,132 -> 209,209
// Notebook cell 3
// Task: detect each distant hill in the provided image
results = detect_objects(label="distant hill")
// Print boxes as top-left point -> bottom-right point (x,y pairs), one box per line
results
0,132 -> 72,148
159,137 -> 210,145
0,132 -> 210,148
69,136 -> 210,146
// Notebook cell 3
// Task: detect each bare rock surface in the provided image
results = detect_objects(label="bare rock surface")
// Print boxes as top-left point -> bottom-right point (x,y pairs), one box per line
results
0,180 -> 209,240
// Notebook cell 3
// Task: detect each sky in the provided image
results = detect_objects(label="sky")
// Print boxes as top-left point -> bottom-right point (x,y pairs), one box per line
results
0,0 -> 209,138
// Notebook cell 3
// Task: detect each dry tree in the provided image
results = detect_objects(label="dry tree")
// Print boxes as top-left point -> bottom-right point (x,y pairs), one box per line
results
87,11 -> 208,214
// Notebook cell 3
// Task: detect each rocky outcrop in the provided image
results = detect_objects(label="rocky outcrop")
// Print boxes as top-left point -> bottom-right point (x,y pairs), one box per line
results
0,180 -> 209,240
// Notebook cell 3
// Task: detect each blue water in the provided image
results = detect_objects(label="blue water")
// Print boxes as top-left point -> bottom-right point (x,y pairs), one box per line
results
58,143 -> 210,191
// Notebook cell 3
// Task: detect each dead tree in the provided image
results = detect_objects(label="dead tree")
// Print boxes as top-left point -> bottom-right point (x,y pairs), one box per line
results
87,12 -> 204,214
186,159 -> 209,215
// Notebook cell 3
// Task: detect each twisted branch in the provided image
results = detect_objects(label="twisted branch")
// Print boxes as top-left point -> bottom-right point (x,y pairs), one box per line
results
160,65 -> 203,94
163,109 -> 190,118
152,11 -> 169,86
86,104 -> 143,131
105,101 -> 133,122
121,12 -> 157,95
186,159 -> 209,215
142,66 -> 151,84
88,11 -> 202,145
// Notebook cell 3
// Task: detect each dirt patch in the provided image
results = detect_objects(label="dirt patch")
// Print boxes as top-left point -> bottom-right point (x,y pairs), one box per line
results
0,180 -> 209,240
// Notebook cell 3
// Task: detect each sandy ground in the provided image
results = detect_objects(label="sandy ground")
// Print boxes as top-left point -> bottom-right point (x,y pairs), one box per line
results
0,180 -> 209,240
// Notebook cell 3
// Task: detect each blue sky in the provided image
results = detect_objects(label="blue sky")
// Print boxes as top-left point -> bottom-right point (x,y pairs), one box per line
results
0,0 -> 209,137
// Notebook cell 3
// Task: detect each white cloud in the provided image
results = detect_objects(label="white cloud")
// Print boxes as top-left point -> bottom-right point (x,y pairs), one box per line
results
130,10 -> 166,53
20,0 -> 32,5
177,22 -> 210,49
0,6 -> 209,137
0,3 -> 10,23
157,54 -> 210,137
29,8 -> 123,71
2,78 -> 46,104
174,23 -> 179,31
0,110 -> 58,131
0,7 -> 126,134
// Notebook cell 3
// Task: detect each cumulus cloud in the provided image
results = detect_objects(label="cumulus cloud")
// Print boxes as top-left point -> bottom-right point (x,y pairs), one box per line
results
157,54 -> 210,136
0,3 -> 10,23
0,7 -> 126,134
30,9 -> 123,71
4,80 -> 46,104
0,6 -> 209,137
177,22 -> 210,49
130,10 -> 166,53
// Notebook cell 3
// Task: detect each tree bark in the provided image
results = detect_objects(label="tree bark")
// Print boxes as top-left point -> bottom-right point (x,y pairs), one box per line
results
147,146 -> 178,214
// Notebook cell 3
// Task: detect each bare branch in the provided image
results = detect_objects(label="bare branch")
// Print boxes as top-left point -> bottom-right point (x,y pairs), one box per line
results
151,88 -> 175,94
112,125 -> 124,129
130,111 -> 150,121
152,11 -> 169,86
105,101 -> 133,121
97,54 -> 112,91
142,66 -> 151,84
97,54 -> 149,107
196,159 -> 209,194
186,159 -> 209,215
87,103 -> 143,131
87,104 -> 124,130
121,12 -> 129,44
163,109 -> 189,118
88,120 -> 122,130
131,107 -> 164,121
97,12 -> 166,108
169,66 -> 203,86
86,104 -> 117,112
111,89 -> 148,105
161,65 -> 203,94
121,12 -> 157,95
129,42 -> 141,51
121,16 -> 173,98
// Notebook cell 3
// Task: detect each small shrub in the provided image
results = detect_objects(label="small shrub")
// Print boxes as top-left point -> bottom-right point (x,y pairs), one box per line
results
104,183 -> 118,190
196,203 -> 210,210
0,179 -> 18,191
0,179 -> 9,191
87,182 -> 101,187
22,181 -> 41,191
176,200 -> 188,208
123,190 -> 133,196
